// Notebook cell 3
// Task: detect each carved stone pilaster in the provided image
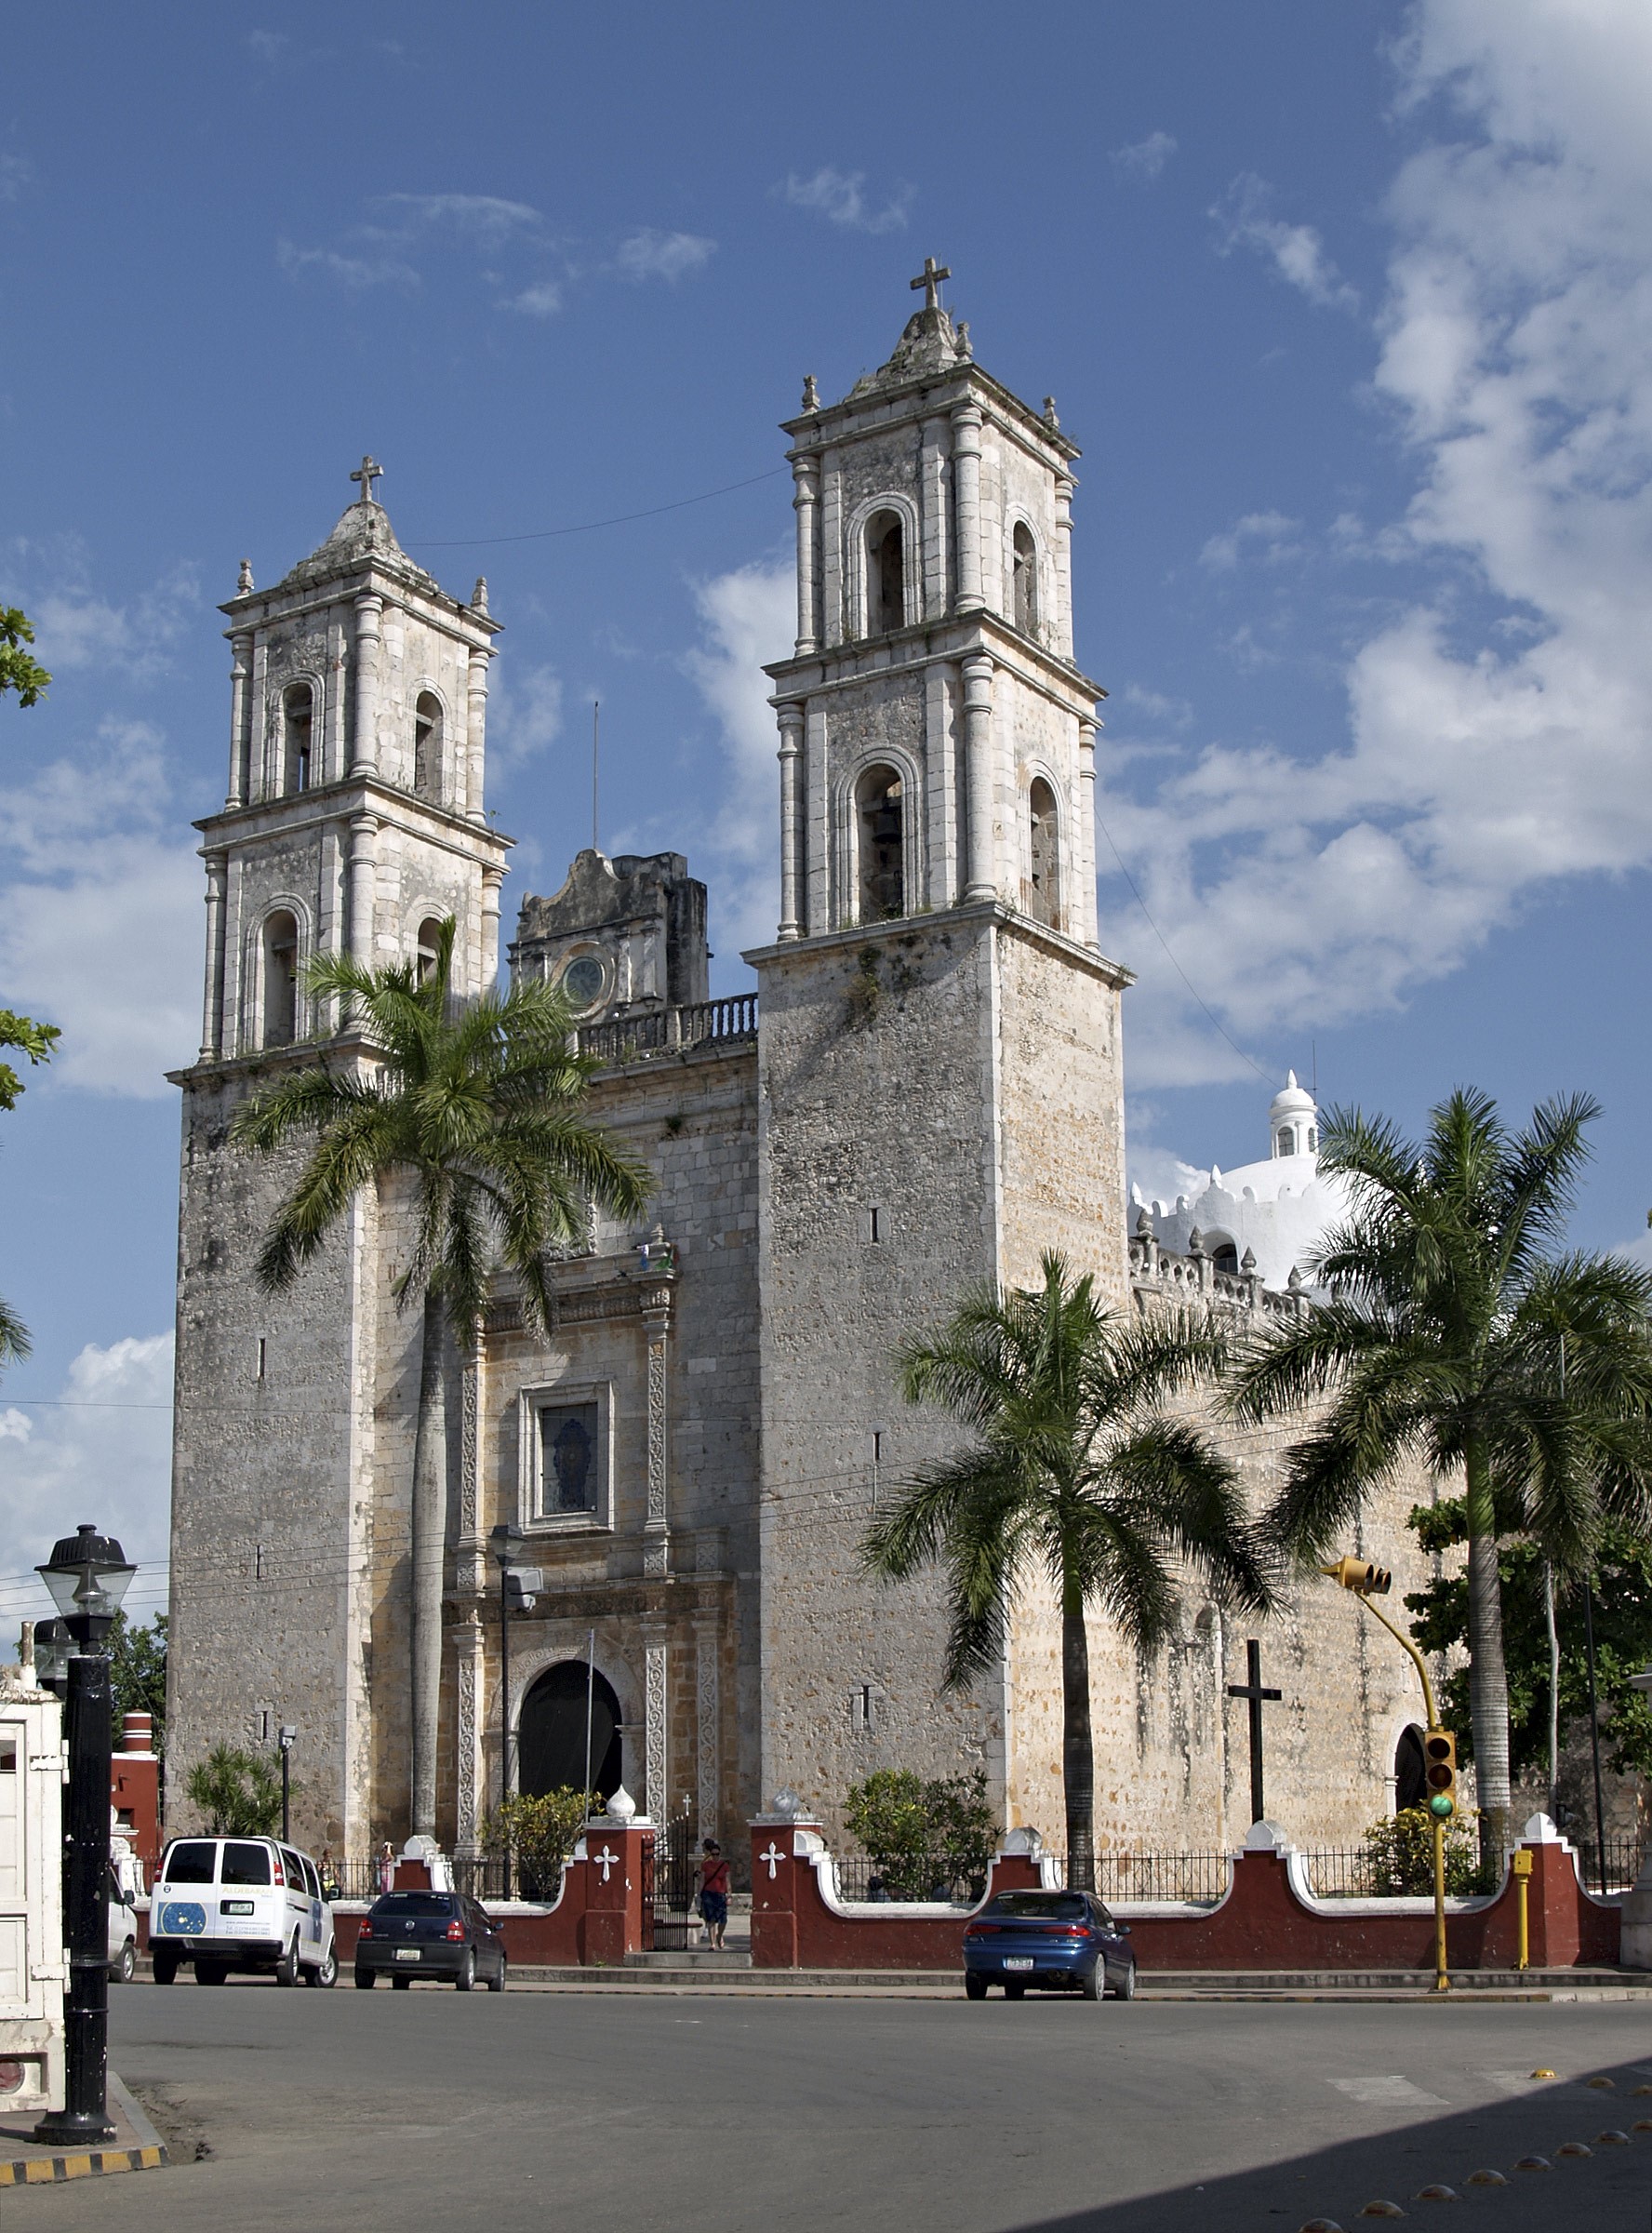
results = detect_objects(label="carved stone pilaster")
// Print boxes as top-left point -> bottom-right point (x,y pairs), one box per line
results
456,1322 -> 485,1595
643,1629 -> 668,1822
639,1272 -> 673,1576
694,1612 -> 720,1842
454,1612 -> 485,1859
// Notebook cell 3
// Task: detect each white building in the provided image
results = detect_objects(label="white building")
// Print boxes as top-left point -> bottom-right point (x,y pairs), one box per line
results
1132,1074 -> 1351,1292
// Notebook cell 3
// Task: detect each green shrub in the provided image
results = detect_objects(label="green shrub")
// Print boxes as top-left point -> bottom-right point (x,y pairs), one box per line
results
845,1768 -> 998,1900
184,1744 -> 284,1836
1359,1806 -> 1483,1896
482,1787 -> 593,1897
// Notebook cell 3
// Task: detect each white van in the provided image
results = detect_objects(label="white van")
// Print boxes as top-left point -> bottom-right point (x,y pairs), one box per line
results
151,1835 -> 337,1986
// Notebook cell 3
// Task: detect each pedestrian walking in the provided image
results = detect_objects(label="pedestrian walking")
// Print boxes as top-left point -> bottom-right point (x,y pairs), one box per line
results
378,1841 -> 396,1895
694,1838 -> 729,1950
318,1847 -> 341,1902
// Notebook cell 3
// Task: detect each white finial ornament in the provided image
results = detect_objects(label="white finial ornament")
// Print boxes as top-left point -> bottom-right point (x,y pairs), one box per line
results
604,1784 -> 637,1824
237,558 -> 254,594
472,576 -> 488,612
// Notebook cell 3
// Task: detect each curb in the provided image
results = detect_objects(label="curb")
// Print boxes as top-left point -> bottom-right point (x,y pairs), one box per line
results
0,2073 -> 170,2187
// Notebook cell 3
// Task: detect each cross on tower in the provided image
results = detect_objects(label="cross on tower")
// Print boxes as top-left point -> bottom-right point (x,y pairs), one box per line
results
1227,1638 -> 1284,1827
909,257 -> 951,313
351,455 -> 383,507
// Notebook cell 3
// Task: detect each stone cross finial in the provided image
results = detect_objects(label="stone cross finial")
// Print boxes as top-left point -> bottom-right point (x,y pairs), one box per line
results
909,257 -> 951,313
237,558 -> 254,595
351,455 -> 384,506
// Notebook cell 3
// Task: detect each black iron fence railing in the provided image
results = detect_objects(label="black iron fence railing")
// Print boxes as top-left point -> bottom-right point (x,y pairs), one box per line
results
1575,1836 -> 1645,1895
1059,1852 -> 1231,1905
655,1812 -> 696,1915
829,1856 -> 986,1905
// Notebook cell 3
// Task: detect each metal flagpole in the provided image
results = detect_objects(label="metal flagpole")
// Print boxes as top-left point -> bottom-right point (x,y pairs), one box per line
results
583,1625 -> 596,1818
592,702 -> 599,853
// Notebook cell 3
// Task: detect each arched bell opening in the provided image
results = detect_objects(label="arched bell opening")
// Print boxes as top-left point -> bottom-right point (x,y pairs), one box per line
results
856,764 -> 906,922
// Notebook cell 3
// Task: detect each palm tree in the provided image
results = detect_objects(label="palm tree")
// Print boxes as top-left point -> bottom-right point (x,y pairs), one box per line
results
232,916 -> 650,1838
1228,1089 -> 1652,1863
863,1252 -> 1277,1890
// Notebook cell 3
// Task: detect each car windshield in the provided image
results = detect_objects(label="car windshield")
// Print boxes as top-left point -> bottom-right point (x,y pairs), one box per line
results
370,1892 -> 455,1917
986,1893 -> 1090,1921
220,1841 -> 273,1886
162,1840 -> 218,1884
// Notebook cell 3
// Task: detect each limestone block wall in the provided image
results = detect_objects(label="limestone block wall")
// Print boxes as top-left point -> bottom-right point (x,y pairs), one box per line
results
167,1065 -> 378,1858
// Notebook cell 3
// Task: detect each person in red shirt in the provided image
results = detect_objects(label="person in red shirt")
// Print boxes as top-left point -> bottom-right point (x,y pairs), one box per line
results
694,1839 -> 730,1949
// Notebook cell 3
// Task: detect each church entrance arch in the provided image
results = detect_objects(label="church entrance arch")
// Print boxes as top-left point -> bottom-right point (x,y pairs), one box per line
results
1394,1723 -> 1428,1813
519,1662 -> 624,1802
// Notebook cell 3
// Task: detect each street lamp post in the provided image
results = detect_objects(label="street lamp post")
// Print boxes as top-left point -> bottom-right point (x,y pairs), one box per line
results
33,1523 -> 136,2147
278,1725 -> 297,1844
487,1527 -> 540,1899
1323,1555 -> 1453,1995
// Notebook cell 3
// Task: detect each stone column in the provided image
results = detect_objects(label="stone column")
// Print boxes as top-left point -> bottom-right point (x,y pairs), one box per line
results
1053,475 -> 1076,662
961,652 -> 997,902
481,867 -> 504,992
920,414 -> 951,621
352,594 -> 383,776
226,635 -> 251,808
347,813 -> 379,966
643,1628 -> 669,1824
249,637 -> 269,803
640,1270 -> 673,1576
199,851 -> 227,1059
453,1612 -> 486,1862
694,1612 -> 721,1843
951,402 -> 984,612
792,456 -> 819,654
466,647 -> 490,821
776,707 -> 804,941
1077,715 -> 1100,949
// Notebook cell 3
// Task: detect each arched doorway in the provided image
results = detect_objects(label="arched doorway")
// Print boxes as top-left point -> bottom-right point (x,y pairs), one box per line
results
519,1662 -> 623,1801
1394,1724 -> 1428,1812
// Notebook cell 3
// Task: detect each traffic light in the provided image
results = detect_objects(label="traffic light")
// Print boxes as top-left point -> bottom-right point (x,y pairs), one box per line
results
1322,1555 -> 1393,1596
1424,1728 -> 1457,1818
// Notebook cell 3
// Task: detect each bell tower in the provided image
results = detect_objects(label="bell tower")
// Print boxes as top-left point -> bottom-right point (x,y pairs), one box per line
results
767,259 -> 1101,944
748,275 -> 1133,1834
167,464 -> 511,1860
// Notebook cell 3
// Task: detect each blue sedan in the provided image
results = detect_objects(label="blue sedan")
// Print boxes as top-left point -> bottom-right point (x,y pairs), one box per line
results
963,1890 -> 1137,2001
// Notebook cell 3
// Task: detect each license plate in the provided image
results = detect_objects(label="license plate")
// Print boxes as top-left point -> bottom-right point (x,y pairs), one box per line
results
1003,1957 -> 1034,1970
221,1901 -> 255,1917
393,1948 -> 420,1962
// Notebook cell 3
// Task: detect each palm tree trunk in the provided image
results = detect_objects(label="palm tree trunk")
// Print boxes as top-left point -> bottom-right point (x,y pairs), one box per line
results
1463,1437 -> 1512,1869
409,1290 -> 448,1838
1061,1580 -> 1096,1892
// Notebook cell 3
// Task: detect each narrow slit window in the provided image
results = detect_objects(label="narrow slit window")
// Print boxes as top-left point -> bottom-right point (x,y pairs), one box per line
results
283,683 -> 313,795
865,511 -> 905,635
257,1337 -> 267,1381
867,1207 -> 882,1243
262,911 -> 300,1047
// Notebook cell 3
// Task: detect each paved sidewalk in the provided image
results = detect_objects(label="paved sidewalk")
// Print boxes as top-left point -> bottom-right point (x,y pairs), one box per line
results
0,2074 -> 169,2187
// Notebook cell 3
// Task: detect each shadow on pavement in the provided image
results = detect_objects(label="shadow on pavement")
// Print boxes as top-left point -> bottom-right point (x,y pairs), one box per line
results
1012,2052 -> 1651,2233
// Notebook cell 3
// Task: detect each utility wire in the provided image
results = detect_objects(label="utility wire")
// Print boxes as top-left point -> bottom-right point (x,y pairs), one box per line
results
1093,803 -> 1274,1088
406,468 -> 789,551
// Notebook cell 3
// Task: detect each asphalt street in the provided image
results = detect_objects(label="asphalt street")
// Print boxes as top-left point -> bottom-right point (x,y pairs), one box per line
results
9,1984 -> 1652,2232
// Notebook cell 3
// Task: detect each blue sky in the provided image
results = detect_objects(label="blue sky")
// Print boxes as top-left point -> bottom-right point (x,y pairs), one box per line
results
3,1 -> 1650,1622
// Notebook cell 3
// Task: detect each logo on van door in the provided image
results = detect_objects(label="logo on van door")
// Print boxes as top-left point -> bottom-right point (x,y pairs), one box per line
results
160,1902 -> 206,1936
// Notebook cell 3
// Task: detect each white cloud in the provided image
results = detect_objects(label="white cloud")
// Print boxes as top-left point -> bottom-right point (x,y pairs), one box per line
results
506,279 -> 563,318
1112,131 -> 1178,182
0,720 -> 200,1096
781,167 -> 913,235
683,560 -> 794,958
276,238 -> 420,292
1117,683 -> 1194,730
23,564 -> 199,679
1104,1 -> 1652,1087
616,229 -> 715,284
1210,172 -> 1359,312
377,193 -> 541,244
0,1408 -> 30,1443
0,1337 -> 174,1618
0,154 -> 33,204
246,29 -> 286,63
487,661 -> 565,769
1198,510 -> 1304,572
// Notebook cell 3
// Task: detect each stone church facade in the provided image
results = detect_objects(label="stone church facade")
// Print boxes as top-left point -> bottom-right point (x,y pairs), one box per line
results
167,287 -> 1440,1872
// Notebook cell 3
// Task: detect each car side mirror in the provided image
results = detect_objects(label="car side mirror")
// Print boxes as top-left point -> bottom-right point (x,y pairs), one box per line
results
1115,1921 -> 1131,1934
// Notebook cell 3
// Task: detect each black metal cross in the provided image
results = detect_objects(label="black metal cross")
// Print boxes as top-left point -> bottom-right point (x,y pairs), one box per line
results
909,257 -> 950,312
1227,1638 -> 1283,1826
351,454 -> 383,506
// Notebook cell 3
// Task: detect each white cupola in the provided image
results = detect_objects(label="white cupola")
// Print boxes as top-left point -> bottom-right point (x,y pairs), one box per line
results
1268,1072 -> 1319,1161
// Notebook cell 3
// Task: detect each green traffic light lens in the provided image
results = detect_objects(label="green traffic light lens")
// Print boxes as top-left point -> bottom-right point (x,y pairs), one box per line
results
1429,1794 -> 1455,1818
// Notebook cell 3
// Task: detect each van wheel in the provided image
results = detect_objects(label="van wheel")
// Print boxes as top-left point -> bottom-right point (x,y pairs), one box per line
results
274,1932 -> 301,1987
454,1951 -> 475,1992
965,1975 -> 988,2000
196,1960 -> 228,1986
153,1949 -> 178,1986
113,1940 -> 137,1985
308,1942 -> 338,1988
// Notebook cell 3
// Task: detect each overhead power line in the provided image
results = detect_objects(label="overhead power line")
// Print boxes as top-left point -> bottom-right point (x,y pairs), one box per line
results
406,467 -> 789,551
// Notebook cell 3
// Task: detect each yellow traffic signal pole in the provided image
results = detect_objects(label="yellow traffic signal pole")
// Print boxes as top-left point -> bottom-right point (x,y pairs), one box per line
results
1322,1567 -> 1451,1993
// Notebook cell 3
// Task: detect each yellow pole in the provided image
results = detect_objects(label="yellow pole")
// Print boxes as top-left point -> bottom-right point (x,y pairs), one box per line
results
1326,1578 -> 1450,1992
1513,1847 -> 1532,1971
